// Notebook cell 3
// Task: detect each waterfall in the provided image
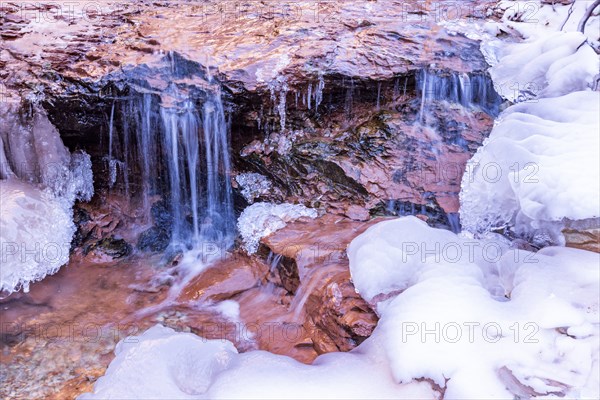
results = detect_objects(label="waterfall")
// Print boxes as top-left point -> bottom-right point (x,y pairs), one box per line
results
106,85 -> 234,250
146,94 -> 235,247
199,95 -> 235,243
417,70 -> 501,120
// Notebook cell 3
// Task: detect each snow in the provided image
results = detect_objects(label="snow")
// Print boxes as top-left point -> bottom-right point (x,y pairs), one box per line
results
78,324 -> 436,400
459,4 -> 600,242
486,31 -> 598,102
0,180 -> 76,294
497,0 -> 600,43
350,217 -> 599,399
237,202 -> 318,254
80,217 -> 599,399
460,90 -> 600,242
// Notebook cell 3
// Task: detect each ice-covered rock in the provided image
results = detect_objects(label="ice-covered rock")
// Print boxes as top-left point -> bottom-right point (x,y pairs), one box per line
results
0,105 -> 94,294
235,173 -> 272,204
0,180 -> 76,294
237,203 -> 318,254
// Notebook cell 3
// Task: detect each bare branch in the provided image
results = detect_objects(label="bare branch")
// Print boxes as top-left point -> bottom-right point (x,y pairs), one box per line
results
578,0 -> 600,33
559,1 -> 577,31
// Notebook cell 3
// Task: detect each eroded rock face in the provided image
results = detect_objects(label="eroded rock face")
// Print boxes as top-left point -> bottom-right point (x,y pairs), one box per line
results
261,214 -> 382,355
1,1 -> 501,234
238,94 -> 495,218
563,218 -> 600,253
1,1 -> 496,96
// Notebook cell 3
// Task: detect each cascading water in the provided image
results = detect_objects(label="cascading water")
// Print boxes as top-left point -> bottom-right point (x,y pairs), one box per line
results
101,60 -> 235,253
159,93 -> 235,247
417,69 -> 501,121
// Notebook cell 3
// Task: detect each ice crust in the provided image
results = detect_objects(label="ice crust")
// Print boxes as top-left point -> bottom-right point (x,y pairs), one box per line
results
0,180 -> 76,293
237,202 -> 318,254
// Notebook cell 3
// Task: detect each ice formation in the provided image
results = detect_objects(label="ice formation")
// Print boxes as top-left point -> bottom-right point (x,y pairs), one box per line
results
237,202 -> 318,254
235,173 -> 272,203
0,105 -> 94,293
80,217 -> 599,399
0,180 -> 76,294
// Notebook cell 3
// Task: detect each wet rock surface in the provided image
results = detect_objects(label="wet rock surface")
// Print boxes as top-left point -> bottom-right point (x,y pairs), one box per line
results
0,1 -> 525,399
261,214 -> 383,355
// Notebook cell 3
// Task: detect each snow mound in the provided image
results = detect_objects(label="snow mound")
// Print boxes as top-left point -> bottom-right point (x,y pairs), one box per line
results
237,202 -> 318,254
0,180 -> 76,294
487,32 -> 598,102
461,20 -> 599,242
349,217 -> 599,399
78,324 -> 239,399
79,324 -> 436,400
460,91 -> 600,241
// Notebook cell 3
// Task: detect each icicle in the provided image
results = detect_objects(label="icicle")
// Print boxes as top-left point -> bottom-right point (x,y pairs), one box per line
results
108,100 -> 116,188
278,88 -> 287,131
314,75 -> 325,113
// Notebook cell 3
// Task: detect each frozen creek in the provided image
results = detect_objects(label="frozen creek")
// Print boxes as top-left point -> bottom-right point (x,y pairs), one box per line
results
1,1 -> 599,399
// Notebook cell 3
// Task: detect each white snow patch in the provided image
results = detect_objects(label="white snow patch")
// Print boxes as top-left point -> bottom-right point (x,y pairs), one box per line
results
349,217 -> 599,399
460,91 -> 600,241
487,32 -> 598,102
79,323 -> 436,400
237,202 -> 318,254
459,9 -> 599,242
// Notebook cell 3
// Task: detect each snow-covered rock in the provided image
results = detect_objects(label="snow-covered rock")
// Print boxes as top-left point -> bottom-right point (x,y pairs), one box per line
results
460,6 -> 600,243
78,323 -> 436,400
237,203 -> 318,254
350,217 -> 599,399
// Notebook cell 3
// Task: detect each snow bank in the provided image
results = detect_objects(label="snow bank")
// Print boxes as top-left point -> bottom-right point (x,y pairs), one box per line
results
349,217 -> 599,399
460,8 -> 599,241
460,90 -> 600,241
0,180 -> 76,294
487,32 -> 598,102
237,202 -> 318,254
78,324 -> 436,400
80,217 -> 599,399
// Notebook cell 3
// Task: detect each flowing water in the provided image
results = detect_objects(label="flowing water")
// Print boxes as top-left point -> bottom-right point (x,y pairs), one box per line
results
417,69 -> 501,122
